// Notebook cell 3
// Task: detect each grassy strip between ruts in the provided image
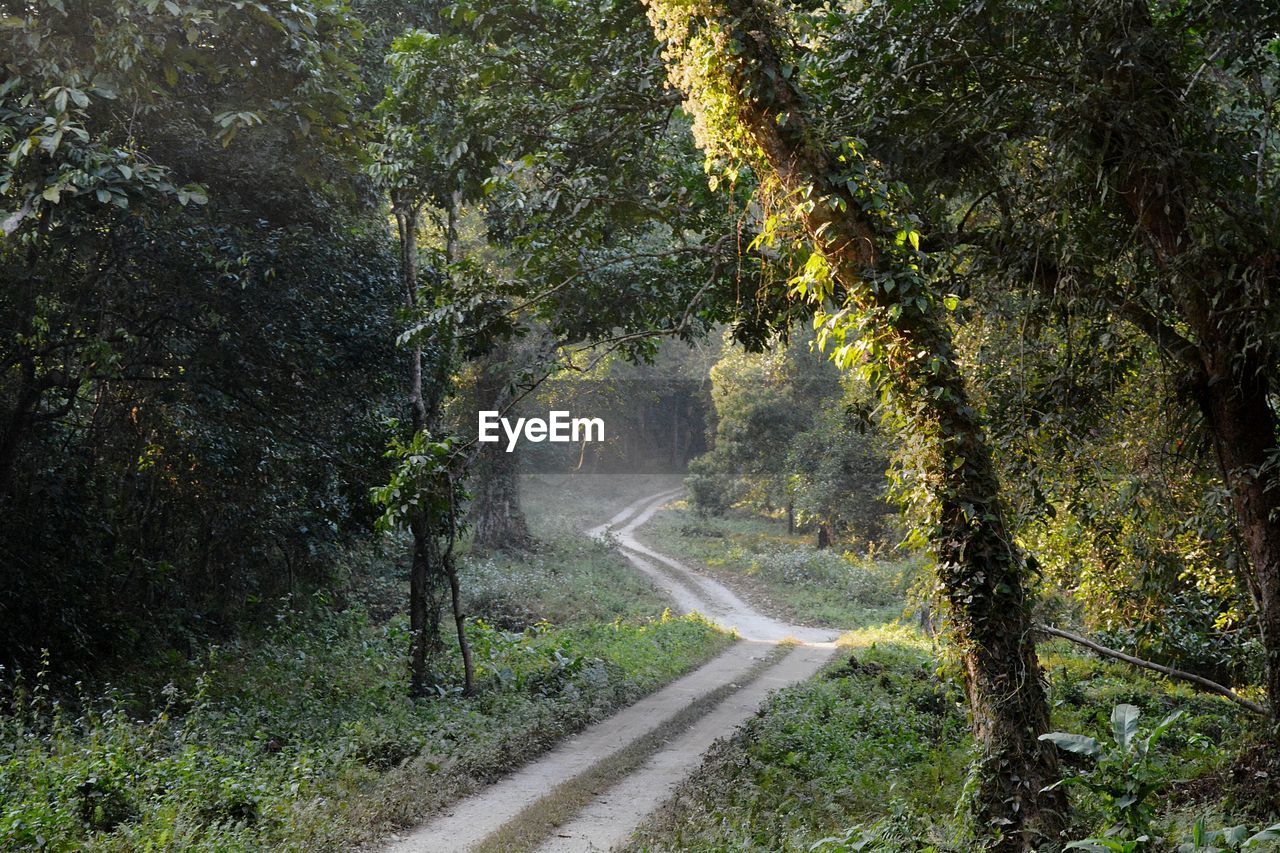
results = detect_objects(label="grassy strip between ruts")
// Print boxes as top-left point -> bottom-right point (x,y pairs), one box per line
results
0,611 -> 733,851
471,643 -> 794,853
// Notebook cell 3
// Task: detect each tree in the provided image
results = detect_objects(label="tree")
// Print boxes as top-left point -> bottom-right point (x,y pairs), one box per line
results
813,0 -> 1280,722
644,0 -> 1065,844
369,18 -> 507,695
686,328 -> 886,547
0,0 -> 394,666
368,0 -> 741,693
694,338 -> 817,517
467,339 -> 533,553
786,403 -> 888,549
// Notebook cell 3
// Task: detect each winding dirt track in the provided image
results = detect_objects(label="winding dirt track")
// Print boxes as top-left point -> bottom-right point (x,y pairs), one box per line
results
384,490 -> 838,853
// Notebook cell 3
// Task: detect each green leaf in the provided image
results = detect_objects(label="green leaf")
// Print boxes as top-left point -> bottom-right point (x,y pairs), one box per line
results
1039,732 -> 1102,757
1111,704 -> 1140,752
1245,824 -> 1280,846
1144,710 -> 1183,752
1066,841 -> 1131,853
1222,825 -> 1249,845
176,185 -> 208,206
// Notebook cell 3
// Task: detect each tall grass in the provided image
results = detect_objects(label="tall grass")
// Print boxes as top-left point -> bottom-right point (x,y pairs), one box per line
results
0,610 -> 729,850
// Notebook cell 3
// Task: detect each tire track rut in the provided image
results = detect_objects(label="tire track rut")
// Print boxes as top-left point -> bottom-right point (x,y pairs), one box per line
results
384,490 -> 838,852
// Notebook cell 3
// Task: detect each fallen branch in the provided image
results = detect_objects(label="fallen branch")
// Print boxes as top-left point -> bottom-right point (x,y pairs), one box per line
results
1035,624 -> 1269,717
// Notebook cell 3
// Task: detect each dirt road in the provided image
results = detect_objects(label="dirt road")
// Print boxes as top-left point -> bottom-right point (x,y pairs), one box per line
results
384,490 -> 838,852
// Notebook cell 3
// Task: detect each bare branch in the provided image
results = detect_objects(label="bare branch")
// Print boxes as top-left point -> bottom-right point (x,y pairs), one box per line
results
1036,624 -> 1268,716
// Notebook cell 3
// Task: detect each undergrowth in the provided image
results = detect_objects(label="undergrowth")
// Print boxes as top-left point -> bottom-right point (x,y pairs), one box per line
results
462,534 -> 669,628
0,474 -> 726,851
629,629 -> 1262,852
0,608 -> 729,850
639,503 -> 921,629
630,635 -> 970,852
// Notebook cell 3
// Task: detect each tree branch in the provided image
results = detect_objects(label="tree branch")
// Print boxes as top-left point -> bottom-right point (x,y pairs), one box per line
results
1110,299 -> 1203,373
1036,624 -> 1268,716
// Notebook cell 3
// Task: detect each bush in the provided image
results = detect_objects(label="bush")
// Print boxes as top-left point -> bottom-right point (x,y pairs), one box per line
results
0,609 -> 729,851
685,454 -> 734,517
744,545 -> 914,609
632,644 -> 970,852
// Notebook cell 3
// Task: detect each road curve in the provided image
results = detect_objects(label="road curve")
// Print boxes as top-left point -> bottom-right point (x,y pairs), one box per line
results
594,490 -> 838,646
383,489 -> 838,853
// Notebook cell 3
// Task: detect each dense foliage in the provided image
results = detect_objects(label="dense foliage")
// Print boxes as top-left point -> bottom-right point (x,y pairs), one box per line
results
5,0 -> 1280,849
0,603 -> 725,850
0,0 -> 398,666
685,328 -> 889,546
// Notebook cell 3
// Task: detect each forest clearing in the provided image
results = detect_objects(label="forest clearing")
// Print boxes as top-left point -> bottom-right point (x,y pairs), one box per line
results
4,0 -> 1280,851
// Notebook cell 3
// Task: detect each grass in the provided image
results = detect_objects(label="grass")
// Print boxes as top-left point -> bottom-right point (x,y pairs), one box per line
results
0,609 -> 732,851
628,631 -> 971,853
459,474 -> 688,628
638,501 -> 922,630
473,644 -> 792,853
15,474 -> 1255,852
614,501 -> 1263,852
0,473 -> 731,851
519,472 -> 685,539
461,533 -> 670,628
627,625 -> 1259,852
1037,639 -> 1258,843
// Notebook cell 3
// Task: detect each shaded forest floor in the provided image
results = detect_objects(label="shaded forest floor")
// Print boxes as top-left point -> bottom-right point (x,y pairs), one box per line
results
1,477 -> 1272,851
0,475 -> 728,850
626,505 -> 1265,851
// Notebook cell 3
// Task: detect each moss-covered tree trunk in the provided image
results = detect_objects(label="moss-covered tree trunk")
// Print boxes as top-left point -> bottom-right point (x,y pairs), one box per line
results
645,0 -> 1064,846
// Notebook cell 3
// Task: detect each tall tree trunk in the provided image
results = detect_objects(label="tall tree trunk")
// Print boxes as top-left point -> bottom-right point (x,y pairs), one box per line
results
396,198 -> 449,697
446,528 -> 475,695
645,1 -> 1064,846
1093,1 -> 1280,721
1115,169 -> 1280,721
408,517 -> 448,694
469,341 -> 532,553
0,360 -> 41,504
1198,343 -> 1280,717
469,445 -> 532,552
0,212 -> 50,505
436,200 -> 476,694
671,392 -> 681,468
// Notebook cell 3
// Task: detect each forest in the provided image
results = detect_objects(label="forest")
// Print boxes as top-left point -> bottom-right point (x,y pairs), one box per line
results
2,0 -> 1280,850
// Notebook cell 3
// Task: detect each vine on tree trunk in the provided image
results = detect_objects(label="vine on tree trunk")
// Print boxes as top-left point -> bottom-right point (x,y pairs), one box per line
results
643,0 -> 1065,845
